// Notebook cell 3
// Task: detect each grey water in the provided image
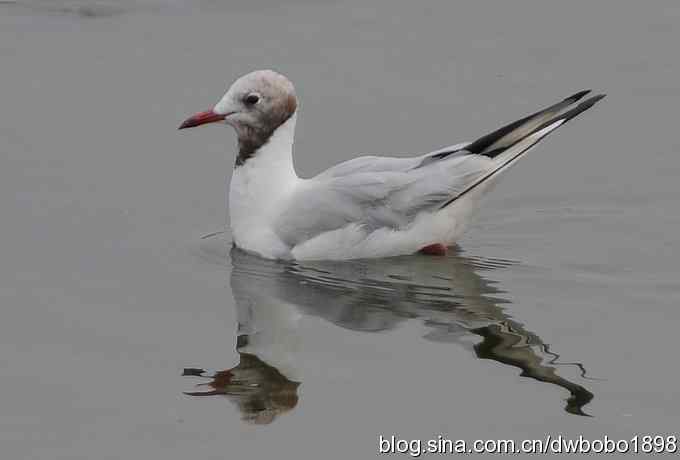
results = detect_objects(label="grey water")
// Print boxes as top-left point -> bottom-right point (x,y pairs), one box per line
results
1,0 -> 679,458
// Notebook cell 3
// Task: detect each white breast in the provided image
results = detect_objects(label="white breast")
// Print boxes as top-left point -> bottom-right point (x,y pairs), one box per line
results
229,115 -> 300,259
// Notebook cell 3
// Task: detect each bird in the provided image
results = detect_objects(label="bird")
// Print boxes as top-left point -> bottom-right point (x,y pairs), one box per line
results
179,70 -> 604,260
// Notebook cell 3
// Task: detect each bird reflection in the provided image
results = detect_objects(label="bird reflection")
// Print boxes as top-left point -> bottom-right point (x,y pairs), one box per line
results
182,352 -> 300,425
185,238 -> 594,423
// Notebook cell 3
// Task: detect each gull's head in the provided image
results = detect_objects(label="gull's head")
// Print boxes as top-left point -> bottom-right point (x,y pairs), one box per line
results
179,70 -> 297,141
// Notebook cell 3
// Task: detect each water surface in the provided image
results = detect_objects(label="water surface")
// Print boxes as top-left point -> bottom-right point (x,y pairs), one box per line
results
2,0 -> 680,458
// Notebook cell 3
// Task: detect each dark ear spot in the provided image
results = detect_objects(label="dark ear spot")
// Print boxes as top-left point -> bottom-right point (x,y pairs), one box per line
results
284,94 -> 297,119
235,92 -> 297,168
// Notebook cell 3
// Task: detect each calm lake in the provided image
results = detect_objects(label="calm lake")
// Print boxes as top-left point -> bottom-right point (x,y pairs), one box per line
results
2,0 -> 679,458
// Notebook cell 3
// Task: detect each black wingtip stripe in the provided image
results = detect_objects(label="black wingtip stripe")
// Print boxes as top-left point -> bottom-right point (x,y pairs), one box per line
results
563,89 -> 592,103
472,91 -> 603,159
563,94 -> 606,121
537,94 -> 606,130
464,89 -> 593,157
415,91 -> 603,168
484,94 -> 606,160
439,93 -> 605,209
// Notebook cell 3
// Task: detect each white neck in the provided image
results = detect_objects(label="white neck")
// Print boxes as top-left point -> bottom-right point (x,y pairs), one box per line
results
228,114 -> 300,257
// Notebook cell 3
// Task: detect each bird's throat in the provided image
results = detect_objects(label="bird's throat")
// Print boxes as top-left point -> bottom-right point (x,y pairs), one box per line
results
229,114 -> 299,232
234,109 -> 298,168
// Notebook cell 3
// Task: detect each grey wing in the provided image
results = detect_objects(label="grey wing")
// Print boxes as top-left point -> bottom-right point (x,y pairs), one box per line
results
315,142 -> 470,178
276,89 -> 606,246
275,152 -> 494,246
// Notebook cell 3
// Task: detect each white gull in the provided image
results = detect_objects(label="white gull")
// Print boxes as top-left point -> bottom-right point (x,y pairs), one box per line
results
179,70 -> 604,260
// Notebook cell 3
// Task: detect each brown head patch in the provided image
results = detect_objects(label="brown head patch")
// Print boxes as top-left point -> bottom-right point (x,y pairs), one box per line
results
230,71 -> 298,167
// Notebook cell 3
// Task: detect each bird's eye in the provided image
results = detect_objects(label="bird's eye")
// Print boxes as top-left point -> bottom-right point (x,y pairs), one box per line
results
244,93 -> 260,106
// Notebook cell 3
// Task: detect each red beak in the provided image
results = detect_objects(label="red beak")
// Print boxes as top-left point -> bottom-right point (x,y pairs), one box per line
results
178,110 -> 226,129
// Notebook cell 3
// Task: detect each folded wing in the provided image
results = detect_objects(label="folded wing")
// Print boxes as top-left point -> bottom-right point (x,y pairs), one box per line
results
276,90 -> 605,245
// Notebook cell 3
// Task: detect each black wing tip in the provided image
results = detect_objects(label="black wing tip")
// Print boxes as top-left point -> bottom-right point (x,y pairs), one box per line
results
561,93 -> 606,122
421,91 -> 605,164
588,93 -> 607,104
564,89 -> 592,103
466,89 -> 598,157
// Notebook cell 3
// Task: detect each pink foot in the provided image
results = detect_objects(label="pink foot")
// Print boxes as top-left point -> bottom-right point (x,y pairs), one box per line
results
419,243 -> 447,256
